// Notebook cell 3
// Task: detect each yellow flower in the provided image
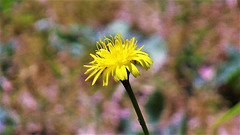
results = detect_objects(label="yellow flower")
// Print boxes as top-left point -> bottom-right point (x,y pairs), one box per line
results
84,33 -> 153,86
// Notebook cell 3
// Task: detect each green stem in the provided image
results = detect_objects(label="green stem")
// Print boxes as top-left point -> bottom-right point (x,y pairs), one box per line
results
121,79 -> 149,135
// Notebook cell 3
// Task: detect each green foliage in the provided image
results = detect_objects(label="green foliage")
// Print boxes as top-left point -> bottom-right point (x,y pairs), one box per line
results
145,91 -> 164,123
216,47 -> 240,106
12,13 -> 34,27
0,108 -> 16,135
179,114 -> 187,135
0,0 -> 16,13
0,43 -> 15,76
0,126 -> 15,135
212,102 -> 240,129
226,69 -> 240,92
0,43 -> 15,58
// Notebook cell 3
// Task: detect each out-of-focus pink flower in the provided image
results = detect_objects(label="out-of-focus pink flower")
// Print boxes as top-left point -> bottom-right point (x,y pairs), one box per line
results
41,85 -> 58,103
2,93 -> 10,105
54,104 -> 64,114
226,0 -> 237,7
116,9 -> 132,23
199,66 -> 215,81
19,91 -> 38,110
170,111 -> 184,123
111,84 -> 125,102
218,127 -> 228,135
188,117 -> 200,129
0,123 -> 5,132
26,122 -> 41,133
1,77 -> 13,92
101,101 -> 120,130
77,122 -> 96,135
119,108 -> 130,119
91,91 -> 103,104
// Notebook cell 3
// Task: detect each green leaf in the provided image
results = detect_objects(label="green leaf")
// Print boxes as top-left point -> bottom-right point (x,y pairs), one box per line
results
0,0 -> 16,13
211,102 -> 240,129
179,114 -> 188,135
145,90 -> 164,123
0,126 -> 15,135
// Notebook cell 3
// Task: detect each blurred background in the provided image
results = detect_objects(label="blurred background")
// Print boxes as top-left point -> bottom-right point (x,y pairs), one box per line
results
0,0 -> 240,134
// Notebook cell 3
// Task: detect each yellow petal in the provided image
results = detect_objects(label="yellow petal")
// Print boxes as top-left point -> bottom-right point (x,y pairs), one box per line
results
103,67 -> 111,86
119,66 -> 128,80
137,45 -> 144,51
140,59 -> 150,70
84,66 -> 96,74
92,68 -> 104,85
139,55 -> 153,65
112,66 -> 116,77
85,68 -> 100,81
133,57 -> 152,70
84,65 -> 94,68
115,66 -> 123,80
112,66 -> 119,81
126,63 -> 140,77
107,43 -> 114,54
136,50 -> 148,56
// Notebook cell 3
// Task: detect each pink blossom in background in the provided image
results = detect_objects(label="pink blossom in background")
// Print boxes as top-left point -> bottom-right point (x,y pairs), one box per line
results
199,66 -> 215,81
91,91 -> 103,104
54,104 -> 64,114
0,124 -> 4,132
19,91 -> 38,110
111,84 -> 125,102
116,9 -> 132,24
1,77 -> 13,92
118,108 -> 130,119
41,85 -> 58,103
26,122 -> 41,133
226,0 -> 237,7
170,111 -> 184,124
2,93 -> 10,105
77,122 -> 96,135
218,127 -> 229,135
188,117 -> 200,129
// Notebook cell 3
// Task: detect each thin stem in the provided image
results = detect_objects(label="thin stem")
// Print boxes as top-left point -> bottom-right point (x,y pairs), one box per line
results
121,79 -> 149,135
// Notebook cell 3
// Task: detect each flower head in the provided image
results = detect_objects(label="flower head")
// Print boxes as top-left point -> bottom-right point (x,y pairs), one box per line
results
84,33 -> 153,86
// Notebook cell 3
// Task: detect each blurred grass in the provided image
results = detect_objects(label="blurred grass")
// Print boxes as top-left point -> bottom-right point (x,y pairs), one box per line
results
212,102 -> 240,129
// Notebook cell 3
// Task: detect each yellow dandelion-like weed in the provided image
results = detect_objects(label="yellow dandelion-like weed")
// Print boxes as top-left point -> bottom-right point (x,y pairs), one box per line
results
84,33 -> 153,86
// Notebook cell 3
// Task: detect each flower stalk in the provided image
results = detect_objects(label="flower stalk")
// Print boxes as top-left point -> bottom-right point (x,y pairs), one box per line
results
121,73 -> 149,135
